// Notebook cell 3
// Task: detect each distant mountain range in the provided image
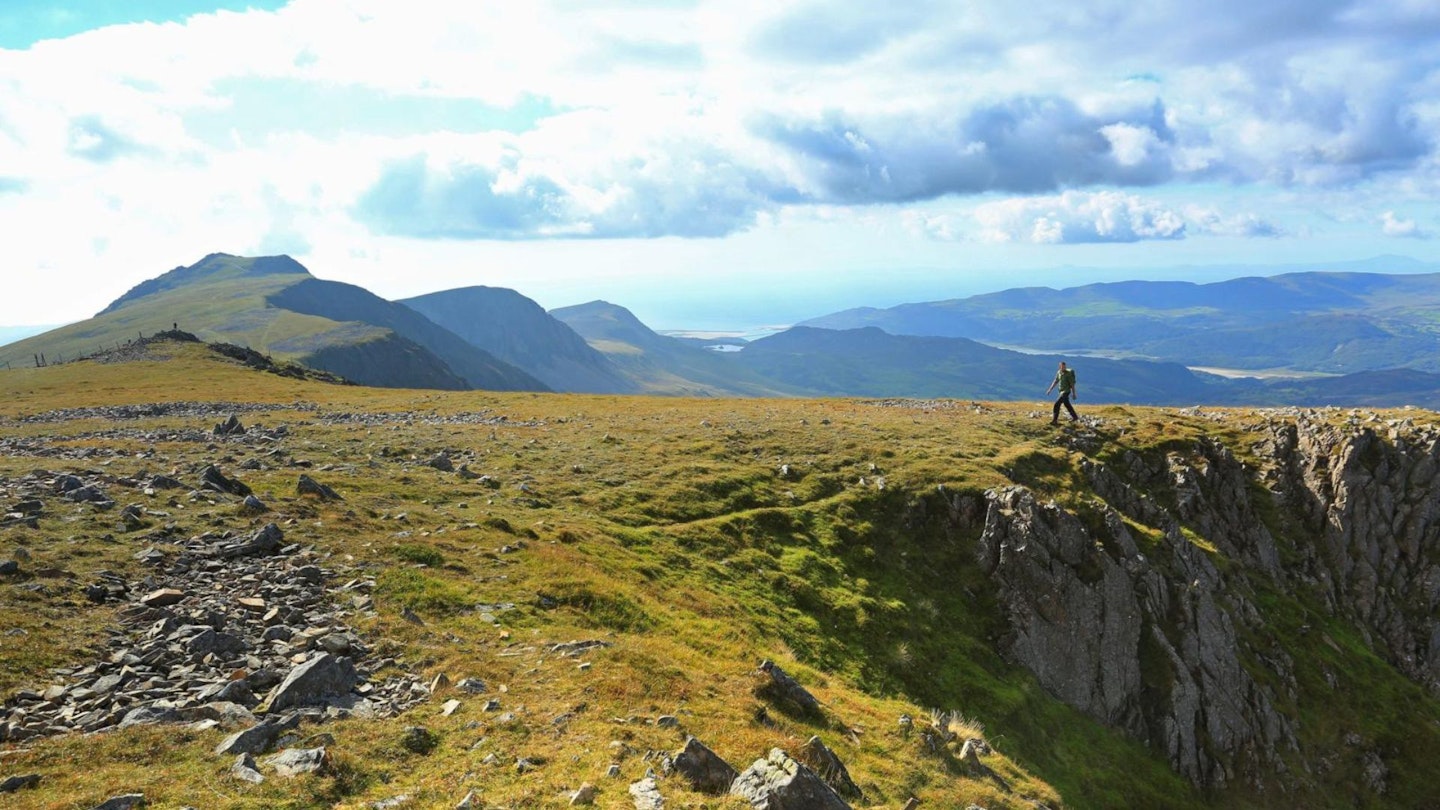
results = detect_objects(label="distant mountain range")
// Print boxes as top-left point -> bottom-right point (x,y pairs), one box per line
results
6,252 -> 1440,406
801,265 -> 1440,374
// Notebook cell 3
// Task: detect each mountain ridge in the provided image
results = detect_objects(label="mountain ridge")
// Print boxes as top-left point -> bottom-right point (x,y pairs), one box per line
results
0,254 -> 547,392
400,287 -> 635,394
801,268 -> 1440,374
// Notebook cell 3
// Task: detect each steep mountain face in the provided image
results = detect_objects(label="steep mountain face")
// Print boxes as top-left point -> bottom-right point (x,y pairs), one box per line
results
267,279 -> 547,392
552,300 -> 790,396
941,414 -> 1440,799
802,270 -> 1440,373
399,287 -> 635,394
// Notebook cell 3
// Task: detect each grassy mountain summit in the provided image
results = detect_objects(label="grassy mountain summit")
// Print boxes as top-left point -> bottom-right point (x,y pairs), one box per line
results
97,253 -> 312,315
0,254 -> 546,392
2,340 -> 1439,808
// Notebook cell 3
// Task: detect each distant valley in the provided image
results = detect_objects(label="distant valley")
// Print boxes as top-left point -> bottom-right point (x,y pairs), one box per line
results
6,253 -> 1440,407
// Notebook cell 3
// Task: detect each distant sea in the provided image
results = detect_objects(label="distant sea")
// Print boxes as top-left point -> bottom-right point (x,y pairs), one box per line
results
0,325 -> 59,348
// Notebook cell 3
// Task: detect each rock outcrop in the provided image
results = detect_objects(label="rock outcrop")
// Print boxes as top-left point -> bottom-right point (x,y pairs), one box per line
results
964,411 -> 1440,791
730,748 -> 850,810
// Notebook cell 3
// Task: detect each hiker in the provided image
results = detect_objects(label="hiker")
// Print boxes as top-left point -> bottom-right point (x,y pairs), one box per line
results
1046,361 -> 1078,425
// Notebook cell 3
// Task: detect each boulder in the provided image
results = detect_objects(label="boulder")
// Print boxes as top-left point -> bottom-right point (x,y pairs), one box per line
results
200,465 -> 252,497
730,748 -> 850,810
264,653 -> 358,712
297,474 -> 342,502
754,660 -> 823,719
628,777 -> 664,810
263,746 -> 329,778
799,736 -> 861,799
0,773 -> 41,792
671,736 -> 738,794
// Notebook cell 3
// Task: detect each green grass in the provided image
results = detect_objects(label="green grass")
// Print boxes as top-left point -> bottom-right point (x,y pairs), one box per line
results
2,346 -> 1440,809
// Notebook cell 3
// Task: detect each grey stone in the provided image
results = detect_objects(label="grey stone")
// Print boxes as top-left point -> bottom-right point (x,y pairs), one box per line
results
263,746 -> 329,778
297,475 -> 342,502
265,653 -> 358,711
214,415 -> 246,436
230,753 -> 265,784
0,560 -> 17,576
671,736 -> 738,794
118,706 -> 183,728
0,773 -> 41,792
89,795 -> 146,810
570,783 -> 597,805
200,465 -> 251,497
628,777 -> 665,810
755,660 -> 823,719
214,715 -> 300,756
140,587 -> 185,607
730,748 -> 850,810
799,736 -> 861,800
213,522 -> 283,559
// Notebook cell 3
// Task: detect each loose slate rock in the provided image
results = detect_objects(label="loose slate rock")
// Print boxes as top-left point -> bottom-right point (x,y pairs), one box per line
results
297,474 -> 342,502
0,773 -> 41,792
200,465 -> 251,497
671,736 -> 739,794
231,753 -> 265,784
90,795 -> 146,810
730,748 -> 851,810
213,522 -> 283,559
215,715 -> 300,756
799,735 -> 861,800
629,777 -> 665,810
140,588 -> 185,608
263,746 -> 329,778
265,652 -> 358,712
214,414 -> 246,436
755,660 -> 823,719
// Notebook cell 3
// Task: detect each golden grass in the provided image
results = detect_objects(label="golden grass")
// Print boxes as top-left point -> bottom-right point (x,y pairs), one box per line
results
1,347 -> 1437,809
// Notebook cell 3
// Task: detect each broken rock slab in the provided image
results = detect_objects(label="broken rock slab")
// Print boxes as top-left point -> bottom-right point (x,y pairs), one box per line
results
799,735 -> 862,800
90,795 -> 146,810
264,652 -> 358,712
628,777 -> 665,810
671,736 -> 738,794
263,746 -> 330,778
214,713 -> 301,756
754,660 -> 823,719
297,474 -> 342,502
731,748 -> 851,810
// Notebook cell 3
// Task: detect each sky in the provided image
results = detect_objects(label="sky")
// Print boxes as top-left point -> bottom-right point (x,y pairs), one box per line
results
3,1 -> 1440,331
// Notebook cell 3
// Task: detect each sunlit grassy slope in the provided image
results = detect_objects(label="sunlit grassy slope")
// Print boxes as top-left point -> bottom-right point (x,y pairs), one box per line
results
2,343 -> 1438,809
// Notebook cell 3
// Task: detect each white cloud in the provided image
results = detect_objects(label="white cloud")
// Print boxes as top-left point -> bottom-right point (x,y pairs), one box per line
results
975,191 -> 1187,244
1380,210 -> 1427,238
1183,206 -> 1283,237
3,0 -> 1440,324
